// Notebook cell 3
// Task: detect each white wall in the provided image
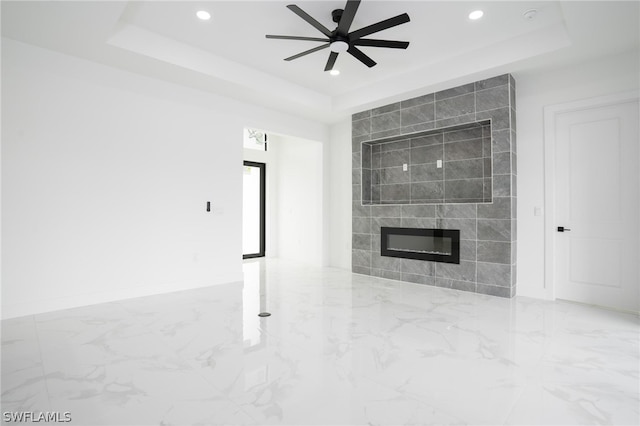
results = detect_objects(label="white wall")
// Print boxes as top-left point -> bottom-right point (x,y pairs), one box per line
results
515,49 -> 640,299
327,119 -> 352,270
1,39 -> 327,318
271,134 -> 324,266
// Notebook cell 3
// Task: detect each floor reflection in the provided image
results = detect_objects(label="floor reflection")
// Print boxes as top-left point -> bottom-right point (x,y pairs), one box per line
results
242,259 -> 263,349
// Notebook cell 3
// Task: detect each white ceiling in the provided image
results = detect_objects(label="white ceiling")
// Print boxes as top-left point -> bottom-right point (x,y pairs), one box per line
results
2,1 -> 639,123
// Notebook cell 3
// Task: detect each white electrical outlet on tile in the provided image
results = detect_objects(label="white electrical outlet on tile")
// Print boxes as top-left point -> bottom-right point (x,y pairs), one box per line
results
403,163 -> 408,171
437,160 -> 443,168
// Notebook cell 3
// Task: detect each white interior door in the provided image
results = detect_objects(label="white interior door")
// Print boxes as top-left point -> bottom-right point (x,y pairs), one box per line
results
553,96 -> 639,312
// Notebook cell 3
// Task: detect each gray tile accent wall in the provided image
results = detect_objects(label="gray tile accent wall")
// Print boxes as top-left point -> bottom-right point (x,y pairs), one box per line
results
352,74 -> 517,298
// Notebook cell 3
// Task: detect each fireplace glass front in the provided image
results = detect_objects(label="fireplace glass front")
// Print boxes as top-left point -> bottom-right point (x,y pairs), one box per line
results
381,227 -> 460,264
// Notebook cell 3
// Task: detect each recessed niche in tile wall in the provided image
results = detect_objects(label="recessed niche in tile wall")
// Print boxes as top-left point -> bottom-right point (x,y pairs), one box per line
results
361,121 -> 492,205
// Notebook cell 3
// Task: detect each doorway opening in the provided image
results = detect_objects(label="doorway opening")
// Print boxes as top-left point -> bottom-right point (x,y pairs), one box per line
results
243,161 -> 266,259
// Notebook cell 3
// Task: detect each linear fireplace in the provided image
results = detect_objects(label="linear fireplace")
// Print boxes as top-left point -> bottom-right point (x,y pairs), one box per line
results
381,227 -> 460,264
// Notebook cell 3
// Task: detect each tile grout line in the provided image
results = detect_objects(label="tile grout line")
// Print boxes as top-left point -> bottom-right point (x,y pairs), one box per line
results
369,126 -> 373,269
500,379 -> 530,426
474,84 -> 479,291
31,315 -> 54,412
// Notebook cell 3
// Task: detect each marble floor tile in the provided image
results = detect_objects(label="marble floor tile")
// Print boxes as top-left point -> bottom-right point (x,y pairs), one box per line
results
1,258 -> 638,425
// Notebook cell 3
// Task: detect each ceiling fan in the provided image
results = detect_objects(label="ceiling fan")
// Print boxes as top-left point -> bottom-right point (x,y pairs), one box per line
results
266,0 -> 410,71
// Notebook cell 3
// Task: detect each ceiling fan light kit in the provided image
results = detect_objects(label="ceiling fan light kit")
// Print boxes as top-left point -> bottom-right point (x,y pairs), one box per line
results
266,0 -> 410,72
330,40 -> 349,53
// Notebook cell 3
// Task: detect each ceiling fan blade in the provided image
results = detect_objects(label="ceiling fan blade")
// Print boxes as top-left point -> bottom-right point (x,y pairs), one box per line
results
287,4 -> 333,37
353,39 -> 410,49
324,52 -> 339,71
266,35 -> 329,42
349,13 -> 410,41
347,45 -> 377,68
336,0 -> 361,36
284,43 -> 330,61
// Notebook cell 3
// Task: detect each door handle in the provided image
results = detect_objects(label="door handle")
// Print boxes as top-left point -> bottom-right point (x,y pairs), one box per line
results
557,226 -> 571,232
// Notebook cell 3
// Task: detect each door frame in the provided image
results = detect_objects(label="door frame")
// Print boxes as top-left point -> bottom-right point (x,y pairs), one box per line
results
543,90 -> 640,300
243,160 -> 266,259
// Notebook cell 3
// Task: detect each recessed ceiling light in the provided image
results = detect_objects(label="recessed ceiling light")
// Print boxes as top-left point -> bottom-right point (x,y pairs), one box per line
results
469,10 -> 484,20
329,69 -> 340,76
196,10 -> 211,21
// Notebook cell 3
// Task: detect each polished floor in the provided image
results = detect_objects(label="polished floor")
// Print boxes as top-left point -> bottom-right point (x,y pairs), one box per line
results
2,259 -> 639,425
